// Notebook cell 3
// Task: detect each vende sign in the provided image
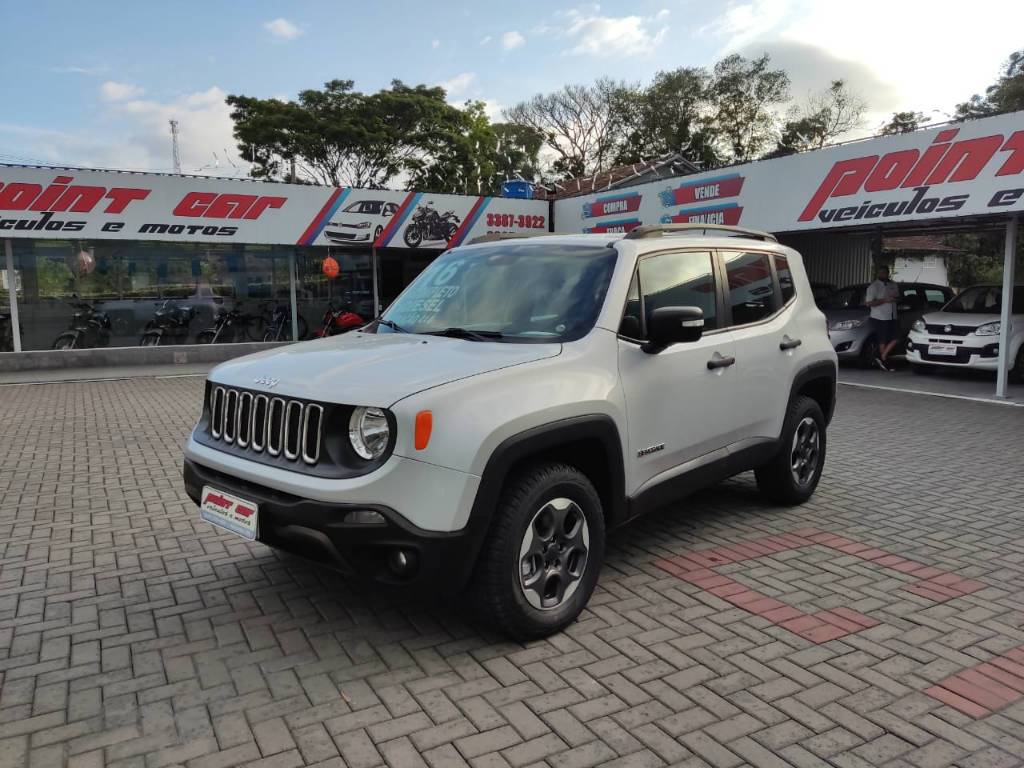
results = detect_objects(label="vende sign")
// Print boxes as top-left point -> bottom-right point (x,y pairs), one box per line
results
556,110 -> 1024,234
0,167 -> 549,247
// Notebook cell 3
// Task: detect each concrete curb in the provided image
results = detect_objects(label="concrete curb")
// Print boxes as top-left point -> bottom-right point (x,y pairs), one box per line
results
0,341 -> 293,372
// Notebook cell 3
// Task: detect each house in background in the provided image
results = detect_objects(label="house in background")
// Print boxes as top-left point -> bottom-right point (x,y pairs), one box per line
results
885,235 -> 962,287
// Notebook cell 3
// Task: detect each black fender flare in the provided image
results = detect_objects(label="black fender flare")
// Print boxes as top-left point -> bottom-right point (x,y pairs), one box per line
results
454,415 -> 626,587
788,359 -> 837,424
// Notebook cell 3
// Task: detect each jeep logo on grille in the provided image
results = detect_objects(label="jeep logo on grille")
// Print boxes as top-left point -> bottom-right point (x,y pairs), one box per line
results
253,376 -> 280,389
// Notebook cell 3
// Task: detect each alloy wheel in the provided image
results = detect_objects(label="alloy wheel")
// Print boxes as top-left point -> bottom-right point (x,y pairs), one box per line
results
790,416 -> 820,486
518,498 -> 590,611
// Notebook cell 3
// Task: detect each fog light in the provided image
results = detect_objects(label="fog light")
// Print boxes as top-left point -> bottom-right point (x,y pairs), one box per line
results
906,341 -> 914,351
388,548 -> 418,576
343,509 -> 386,526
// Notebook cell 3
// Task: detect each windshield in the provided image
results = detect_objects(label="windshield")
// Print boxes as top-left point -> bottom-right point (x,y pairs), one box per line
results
819,286 -> 865,310
379,243 -> 618,342
944,285 -> 1024,314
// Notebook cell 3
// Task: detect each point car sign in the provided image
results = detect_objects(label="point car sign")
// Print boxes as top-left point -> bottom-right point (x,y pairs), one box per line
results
0,166 -> 550,248
556,110 -> 1024,235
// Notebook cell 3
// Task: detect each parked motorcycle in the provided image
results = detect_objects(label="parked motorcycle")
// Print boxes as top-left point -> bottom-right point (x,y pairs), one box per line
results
313,303 -> 365,338
195,307 -> 255,344
0,310 -> 13,352
259,301 -> 309,342
140,300 -> 196,346
403,203 -> 460,248
52,300 -> 112,350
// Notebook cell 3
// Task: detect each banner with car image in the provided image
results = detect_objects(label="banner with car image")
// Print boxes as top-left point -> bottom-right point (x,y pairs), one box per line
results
0,165 -> 549,248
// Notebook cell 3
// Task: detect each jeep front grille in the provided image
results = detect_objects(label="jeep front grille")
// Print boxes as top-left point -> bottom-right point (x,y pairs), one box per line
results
209,386 -> 322,465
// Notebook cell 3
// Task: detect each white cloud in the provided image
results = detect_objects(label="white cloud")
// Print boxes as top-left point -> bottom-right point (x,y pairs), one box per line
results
263,18 -> 302,40
50,65 -> 106,76
100,81 -> 145,102
432,39 -> 441,49
705,0 -> 1022,138
562,9 -> 669,57
502,30 -> 525,50
437,72 -> 476,98
479,35 -> 492,46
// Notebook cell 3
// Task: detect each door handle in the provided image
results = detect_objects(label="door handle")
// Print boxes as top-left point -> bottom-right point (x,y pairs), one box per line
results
707,354 -> 736,370
780,336 -> 802,351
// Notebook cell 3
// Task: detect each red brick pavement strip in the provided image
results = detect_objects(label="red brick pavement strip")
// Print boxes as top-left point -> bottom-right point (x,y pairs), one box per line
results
655,527 -> 986,646
925,646 -> 1024,717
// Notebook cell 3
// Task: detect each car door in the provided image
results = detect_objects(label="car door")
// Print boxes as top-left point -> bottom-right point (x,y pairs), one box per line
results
719,249 -> 793,445
617,249 -> 738,493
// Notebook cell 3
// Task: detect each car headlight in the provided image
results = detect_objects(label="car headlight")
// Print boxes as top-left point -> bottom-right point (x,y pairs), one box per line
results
353,221 -> 371,229
975,321 -> 1000,336
349,406 -> 391,460
911,319 -> 926,333
830,318 -> 865,331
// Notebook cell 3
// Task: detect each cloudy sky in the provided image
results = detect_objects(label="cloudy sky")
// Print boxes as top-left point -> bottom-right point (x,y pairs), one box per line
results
2,0 -> 1021,177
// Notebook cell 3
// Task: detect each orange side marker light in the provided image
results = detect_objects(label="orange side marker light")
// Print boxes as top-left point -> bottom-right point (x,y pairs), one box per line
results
415,411 -> 433,450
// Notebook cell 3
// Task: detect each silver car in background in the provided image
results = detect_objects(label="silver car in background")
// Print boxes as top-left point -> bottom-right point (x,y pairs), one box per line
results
821,282 -> 954,366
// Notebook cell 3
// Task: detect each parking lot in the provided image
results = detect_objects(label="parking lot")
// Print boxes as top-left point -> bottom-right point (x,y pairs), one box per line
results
1,377 -> 1023,768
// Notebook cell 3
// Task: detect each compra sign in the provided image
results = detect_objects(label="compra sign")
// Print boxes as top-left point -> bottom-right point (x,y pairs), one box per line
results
556,110 -> 1024,235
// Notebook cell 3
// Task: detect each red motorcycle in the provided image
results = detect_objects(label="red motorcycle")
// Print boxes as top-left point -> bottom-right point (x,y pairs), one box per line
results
314,303 -> 366,337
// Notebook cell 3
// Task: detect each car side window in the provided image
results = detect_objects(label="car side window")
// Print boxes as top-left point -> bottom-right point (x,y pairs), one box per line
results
722,251 -> 777,326
774,254 -> 795,304
632,250 -> 718,338
924,288 -> 947,307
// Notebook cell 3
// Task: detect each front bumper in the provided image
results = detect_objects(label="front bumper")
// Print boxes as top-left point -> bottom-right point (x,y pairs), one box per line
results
906,333 -> 1000,369
324,227 -> 372,243
184,458 -> 484,590
829,325 -> 870,358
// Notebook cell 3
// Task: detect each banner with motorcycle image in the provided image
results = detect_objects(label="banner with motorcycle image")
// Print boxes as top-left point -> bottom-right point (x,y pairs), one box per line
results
0,165 -> 549,248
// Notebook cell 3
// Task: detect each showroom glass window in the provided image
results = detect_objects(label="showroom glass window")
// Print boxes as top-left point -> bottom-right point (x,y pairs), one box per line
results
294,247 -> 372,340
722,251 -> 778,325
9,239 -> 290,350
632,250 -> 718,337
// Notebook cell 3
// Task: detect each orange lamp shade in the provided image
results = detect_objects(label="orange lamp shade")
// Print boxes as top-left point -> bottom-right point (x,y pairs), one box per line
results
322,256 -> 340,278
414,411 -> 432,450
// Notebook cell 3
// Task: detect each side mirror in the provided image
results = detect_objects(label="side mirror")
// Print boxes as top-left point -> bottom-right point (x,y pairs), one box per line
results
643,306 -> 704,353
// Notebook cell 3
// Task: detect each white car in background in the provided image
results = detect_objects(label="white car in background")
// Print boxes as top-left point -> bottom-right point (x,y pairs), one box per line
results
907,284 -> 1024,381
324,200 -> 399,245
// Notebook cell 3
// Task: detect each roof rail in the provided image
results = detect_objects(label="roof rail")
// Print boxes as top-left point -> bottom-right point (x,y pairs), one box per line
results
467,231 -> 565,245
623,223 -> 777,242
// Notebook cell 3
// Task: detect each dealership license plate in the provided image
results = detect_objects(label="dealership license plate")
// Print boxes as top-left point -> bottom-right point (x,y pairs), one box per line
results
928,344 -> 958,356
200,486 -> 258,541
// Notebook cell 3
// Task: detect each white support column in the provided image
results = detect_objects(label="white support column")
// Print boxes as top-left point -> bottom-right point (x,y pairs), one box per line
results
995,216 -> 1018,398
4,239 -> 22,353
289,250 -> 299,342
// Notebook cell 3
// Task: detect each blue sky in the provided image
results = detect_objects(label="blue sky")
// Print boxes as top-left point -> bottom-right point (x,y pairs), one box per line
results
2,1 -> 1021,176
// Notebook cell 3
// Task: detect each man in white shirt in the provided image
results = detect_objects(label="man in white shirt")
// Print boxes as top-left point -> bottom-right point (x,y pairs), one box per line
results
864,265 -> 900,371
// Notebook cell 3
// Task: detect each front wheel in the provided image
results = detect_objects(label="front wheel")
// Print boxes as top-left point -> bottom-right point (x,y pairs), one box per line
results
403,225 -> 423,248
859,336 -> 879,368
140,332 -> 161,346
755,395 -> 826,505
53,333 -> 77,350
195,330 -> 216,344
470,462 -> 605,640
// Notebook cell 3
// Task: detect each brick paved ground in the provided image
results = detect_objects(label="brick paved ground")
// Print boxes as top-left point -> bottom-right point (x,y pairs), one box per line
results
1,378 -> 1023,768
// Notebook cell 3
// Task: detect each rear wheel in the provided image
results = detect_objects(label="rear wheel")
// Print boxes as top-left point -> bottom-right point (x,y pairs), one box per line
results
859,335 -> 879,368
1010,347 -> 1024,385
755,395 -> 826,505
471,462 -> 605,640
53,334 -> 77,350
140,333 -> 161,346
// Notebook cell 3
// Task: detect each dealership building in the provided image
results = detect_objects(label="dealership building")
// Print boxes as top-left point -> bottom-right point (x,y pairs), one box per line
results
2,110 -> 1022,392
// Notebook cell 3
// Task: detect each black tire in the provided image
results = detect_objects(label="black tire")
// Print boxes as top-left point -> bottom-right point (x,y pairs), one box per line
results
859,335 -> 879,368
1010,347 -> 1024,385
755,395 -> 826,505
470,462 -> 605,640
373,225 -> 383,244
195,330 -> 216,345
403,225 -> 423,248
53,334 -> 77,350
140,332 -> 161,346
262,329 -> 278,343
911,363 -> 933,376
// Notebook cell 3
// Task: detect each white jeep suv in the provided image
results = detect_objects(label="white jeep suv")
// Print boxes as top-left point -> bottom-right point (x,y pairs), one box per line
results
906,284 -> 1024,381
183,224 -> 837,638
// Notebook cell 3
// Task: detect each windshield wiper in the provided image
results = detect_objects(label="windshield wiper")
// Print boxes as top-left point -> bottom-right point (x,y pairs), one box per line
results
376,318 -> 408,333
424,327 -> 504,341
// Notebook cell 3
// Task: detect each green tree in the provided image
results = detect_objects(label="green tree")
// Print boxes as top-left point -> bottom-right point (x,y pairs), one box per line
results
707,54 -> 791,162
772,80 -> 866,156
611,67 -> 719,167
954,49 -> 1024,120
880,111 -> 929,135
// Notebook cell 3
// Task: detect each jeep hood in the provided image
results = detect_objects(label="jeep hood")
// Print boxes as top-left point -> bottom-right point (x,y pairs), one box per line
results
208,332 -> 561,406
